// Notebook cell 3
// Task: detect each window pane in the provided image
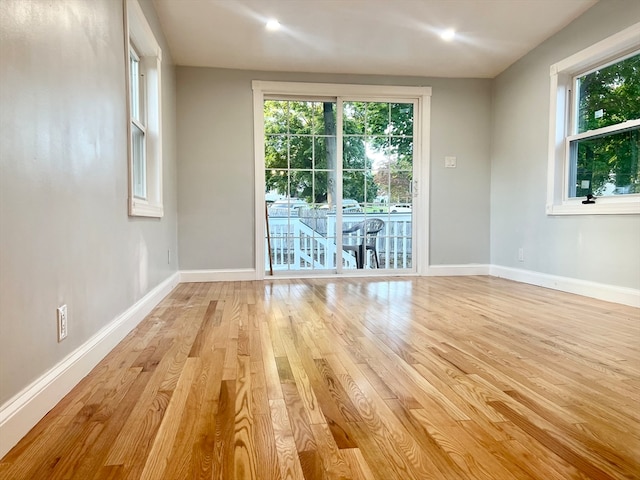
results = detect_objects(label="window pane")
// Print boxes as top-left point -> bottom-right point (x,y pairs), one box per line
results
366,102 -> 390,136
312,170 -> 328,205
290,170 -> 313,201
390,103 -> 414,136
314,136 -> 336,169
576,52 -> 640,133
289,135 -> 313,169
343,170 -> 377,205
343,136 -> 366,170
129,49 -> 140,122
570,127 -> 639,197
288,101 -> 313,135
265,135 -> 288,169
388,180 -> 413,206
390,136 -> 413,170
343,102 -> 366,135
312,102 -> 336,136
132,123 -> 146,199
374,167 -> 390,205
264,100 -> 289,134
366,136 -> 387,171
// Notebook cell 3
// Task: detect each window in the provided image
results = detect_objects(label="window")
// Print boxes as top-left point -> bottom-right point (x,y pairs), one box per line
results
547,23 -> 640,215
126,0 -> 163,217
129,46 -> 146,200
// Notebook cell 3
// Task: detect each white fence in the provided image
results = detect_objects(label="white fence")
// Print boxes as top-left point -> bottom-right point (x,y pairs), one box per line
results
266,211 -> 412,271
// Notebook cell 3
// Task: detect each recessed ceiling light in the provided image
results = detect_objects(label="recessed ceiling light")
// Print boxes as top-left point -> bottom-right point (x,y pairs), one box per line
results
440,28 -> 456,41
266,19 -> 281,31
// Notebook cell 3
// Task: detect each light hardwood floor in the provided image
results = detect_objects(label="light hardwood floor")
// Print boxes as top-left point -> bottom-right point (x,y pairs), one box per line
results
1,276 -> 639,480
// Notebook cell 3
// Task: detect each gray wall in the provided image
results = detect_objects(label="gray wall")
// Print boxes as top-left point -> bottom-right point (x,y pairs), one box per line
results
0,0 -> 178,405
177,68 -> 492,270
490,0 -> 640,289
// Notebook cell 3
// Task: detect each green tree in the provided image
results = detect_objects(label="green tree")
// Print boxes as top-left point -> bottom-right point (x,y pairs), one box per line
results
264,100 -> 415,205
265,100 -> 328,202
345,101 -> 414,203
575,53 -> 640,196
264,100 -> 375,204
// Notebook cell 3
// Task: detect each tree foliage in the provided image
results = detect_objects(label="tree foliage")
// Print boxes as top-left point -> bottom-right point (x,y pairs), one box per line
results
264,100 -> 414,205
575,53 -> 640,196
344,102 -> 414,203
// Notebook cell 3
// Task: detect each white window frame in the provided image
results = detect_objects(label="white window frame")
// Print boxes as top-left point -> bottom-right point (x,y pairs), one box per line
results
125,0 -> 163,217
547,22 -> 640,215
252,81 -> 431,279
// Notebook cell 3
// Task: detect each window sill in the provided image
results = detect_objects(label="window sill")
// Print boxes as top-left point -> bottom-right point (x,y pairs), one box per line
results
546,197 -> 640,215
130,200 -> 163,218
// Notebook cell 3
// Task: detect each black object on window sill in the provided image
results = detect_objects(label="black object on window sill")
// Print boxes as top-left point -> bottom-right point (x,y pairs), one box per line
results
582,194 -> 596,204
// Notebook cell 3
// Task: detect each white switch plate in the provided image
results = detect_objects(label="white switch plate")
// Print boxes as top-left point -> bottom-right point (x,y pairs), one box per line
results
445,156 -> 457,168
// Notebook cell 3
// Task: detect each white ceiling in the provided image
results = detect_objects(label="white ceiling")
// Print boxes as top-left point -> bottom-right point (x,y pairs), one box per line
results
152,0 -> 599,78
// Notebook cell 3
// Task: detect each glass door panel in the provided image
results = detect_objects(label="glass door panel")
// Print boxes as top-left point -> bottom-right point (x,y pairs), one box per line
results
265,100 -> 337,272
342,101 -> 415,271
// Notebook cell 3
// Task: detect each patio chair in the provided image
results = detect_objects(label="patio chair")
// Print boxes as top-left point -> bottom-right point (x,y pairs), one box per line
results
342,218 -> 385,268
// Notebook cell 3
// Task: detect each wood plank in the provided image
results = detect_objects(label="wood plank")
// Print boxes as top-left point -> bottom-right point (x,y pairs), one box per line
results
489,400 -> 617,480
234,356 -> 258,480
280,382 -> 317,454
212,380 -> 236,480
138,357 -> 199,480
163,347 -> 225,480
309,422 -> 353,479
341,448 -> 377,480
188,300 -> 218,358
253,413 -> 283,480
269,399 -> 306,480
261,320 -> 284,401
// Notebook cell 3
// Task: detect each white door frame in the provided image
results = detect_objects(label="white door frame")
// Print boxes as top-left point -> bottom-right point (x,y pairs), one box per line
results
252,81 -> 431,280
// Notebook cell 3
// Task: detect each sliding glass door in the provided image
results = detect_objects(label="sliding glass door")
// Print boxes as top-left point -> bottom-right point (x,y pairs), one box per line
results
257,83 -> 425,276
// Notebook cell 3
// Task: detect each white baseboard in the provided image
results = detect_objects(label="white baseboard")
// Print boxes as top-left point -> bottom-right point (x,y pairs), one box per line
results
180,268 -> 258,282
490,265 -> 640,308
180,265 -> 639,308
426,264 -> 491,276
0,272 -> 180,459
182,266 -> 489,281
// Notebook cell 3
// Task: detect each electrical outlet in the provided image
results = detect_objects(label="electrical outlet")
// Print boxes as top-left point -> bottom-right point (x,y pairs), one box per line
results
57,305 -> 68,342
518,247 -> 524,262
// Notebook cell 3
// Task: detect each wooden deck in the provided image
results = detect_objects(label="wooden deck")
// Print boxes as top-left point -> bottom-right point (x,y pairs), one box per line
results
1,276 -> 639,479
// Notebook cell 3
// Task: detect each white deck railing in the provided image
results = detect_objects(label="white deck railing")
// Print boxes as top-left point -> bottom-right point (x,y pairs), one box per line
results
266,211 -> 412,271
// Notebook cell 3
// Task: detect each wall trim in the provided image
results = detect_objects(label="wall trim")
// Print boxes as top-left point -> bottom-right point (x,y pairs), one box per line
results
427,264 -> 491,276
0,272 -> 180,459
178,266 -> 638,308
490,265 -> 640,308
180,268 -> 258,283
